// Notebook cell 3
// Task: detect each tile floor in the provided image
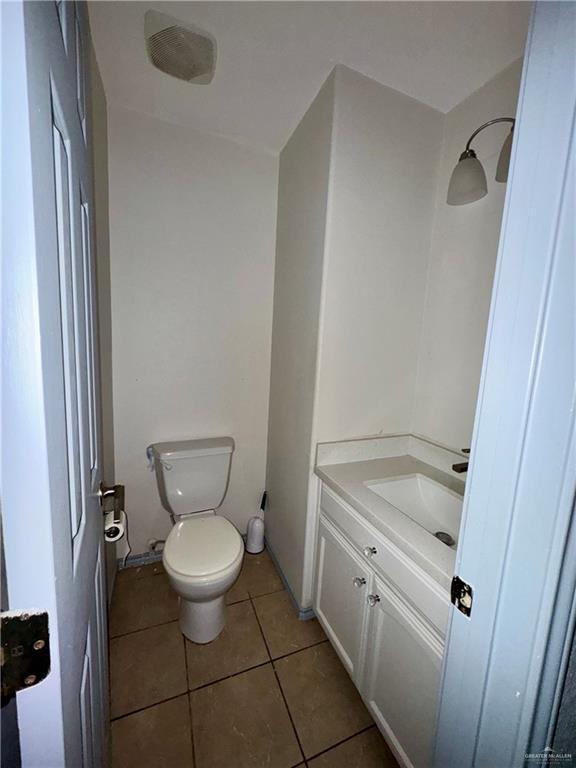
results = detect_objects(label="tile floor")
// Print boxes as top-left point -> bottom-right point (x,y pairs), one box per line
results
109,550 -> 399,768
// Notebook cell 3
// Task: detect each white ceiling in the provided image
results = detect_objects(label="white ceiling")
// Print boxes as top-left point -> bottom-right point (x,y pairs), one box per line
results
89,1 -> 530,153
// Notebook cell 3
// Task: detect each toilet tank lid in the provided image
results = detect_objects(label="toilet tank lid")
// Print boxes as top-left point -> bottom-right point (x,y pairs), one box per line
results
150,437 -> 234,460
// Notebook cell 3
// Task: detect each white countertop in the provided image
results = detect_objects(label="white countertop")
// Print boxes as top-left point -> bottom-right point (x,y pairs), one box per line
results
315,454 -> 465,590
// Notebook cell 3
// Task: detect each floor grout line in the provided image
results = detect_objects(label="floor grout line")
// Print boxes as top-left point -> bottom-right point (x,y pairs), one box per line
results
305,724 -> 378,762
250,595 -> 307,766
183,631 -> 197,768
110,617 -> 180,640
189,660 -> 273,693
271,638 -> 329,663
185,637 -> 330,693
248,586 -> 286,600
272,664 -> 307,763
110,691 -> 189,723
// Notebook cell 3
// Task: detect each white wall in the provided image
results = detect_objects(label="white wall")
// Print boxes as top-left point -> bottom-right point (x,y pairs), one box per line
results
266,73 -> 335,604
108,106 -> 278,555
412,60 -> 523,449
315,66 -> 444,442
266,66 -> 444,606
266,63 -> 522,609
105,56 -> 520,593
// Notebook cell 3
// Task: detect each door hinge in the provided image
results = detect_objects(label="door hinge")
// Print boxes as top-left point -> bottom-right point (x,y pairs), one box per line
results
451,576 -> 473,617
1,610 -> 50,707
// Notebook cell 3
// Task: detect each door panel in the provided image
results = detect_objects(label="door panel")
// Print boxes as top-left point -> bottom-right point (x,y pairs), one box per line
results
363,576 -> 442,768
92,547 -> 108,767
52,108 -> 83,542
80,649 -> 94,768
314,515 -> 371,680
75,7 -> 87,141
80,196 -> 98,479
434,6 -> 576,765
2,2 -> 108,765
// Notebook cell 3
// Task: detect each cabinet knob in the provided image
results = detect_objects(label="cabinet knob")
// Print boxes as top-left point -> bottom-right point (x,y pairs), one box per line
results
363,546 -> 377,558
367,594 -> 381,607
352,577 -> 366,588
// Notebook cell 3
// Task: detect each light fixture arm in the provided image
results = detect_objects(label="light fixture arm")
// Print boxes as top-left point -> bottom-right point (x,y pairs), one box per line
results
465,117 -> 515,153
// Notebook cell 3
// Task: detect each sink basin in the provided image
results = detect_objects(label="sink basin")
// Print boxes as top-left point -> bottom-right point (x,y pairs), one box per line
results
365,473 -> 462,545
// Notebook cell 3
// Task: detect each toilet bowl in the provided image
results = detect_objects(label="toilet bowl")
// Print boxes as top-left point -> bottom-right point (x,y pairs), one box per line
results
163,515 -> 243,643
149,437 -> 244,644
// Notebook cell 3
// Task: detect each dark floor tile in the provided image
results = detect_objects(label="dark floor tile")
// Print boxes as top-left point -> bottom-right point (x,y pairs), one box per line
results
190,664 -> 302,768
225,564 -> 250,604
186,601 -> 269,689
116,561 -> 165,582
308,727 -> 399,767
110,621 -> 187,718
109,573 -> 179,637
111,695 -> 193,768
243,550 -> 284,597
253,590 -> 326,659
274,643 -> 372,758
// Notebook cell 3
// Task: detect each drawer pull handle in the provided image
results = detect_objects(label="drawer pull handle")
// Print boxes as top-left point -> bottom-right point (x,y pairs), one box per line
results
367,594 -> 381,607
363,546 -> 377,558
352,577 -> 366,588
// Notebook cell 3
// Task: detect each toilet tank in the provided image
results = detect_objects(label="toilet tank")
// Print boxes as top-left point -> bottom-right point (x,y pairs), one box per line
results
150,437 -> 234,518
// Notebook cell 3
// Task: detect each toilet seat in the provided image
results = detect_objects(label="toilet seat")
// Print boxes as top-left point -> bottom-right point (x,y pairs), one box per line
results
164,516 -> 243,579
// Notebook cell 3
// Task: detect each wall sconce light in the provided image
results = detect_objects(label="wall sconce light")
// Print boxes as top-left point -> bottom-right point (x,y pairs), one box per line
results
447,117 -> 515,206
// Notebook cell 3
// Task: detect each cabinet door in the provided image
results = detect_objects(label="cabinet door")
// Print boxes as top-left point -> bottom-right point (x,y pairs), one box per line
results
314,515 -> 372,680
363,576 -> 443,768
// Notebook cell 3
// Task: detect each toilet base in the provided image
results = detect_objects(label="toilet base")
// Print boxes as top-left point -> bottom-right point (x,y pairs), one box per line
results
179,595 -> 226,644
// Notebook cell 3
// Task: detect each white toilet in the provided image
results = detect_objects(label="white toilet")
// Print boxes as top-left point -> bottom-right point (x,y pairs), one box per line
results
149,437 -> 244,644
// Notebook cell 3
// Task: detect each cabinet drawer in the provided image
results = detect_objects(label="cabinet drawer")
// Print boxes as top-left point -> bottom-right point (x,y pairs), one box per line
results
320,484 -> 450,638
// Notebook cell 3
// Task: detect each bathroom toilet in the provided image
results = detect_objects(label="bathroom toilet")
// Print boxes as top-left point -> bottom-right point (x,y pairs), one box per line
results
149,437 -> 243,644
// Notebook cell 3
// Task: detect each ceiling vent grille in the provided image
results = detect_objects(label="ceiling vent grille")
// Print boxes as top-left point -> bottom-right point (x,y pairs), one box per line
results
145,11 -> 216,84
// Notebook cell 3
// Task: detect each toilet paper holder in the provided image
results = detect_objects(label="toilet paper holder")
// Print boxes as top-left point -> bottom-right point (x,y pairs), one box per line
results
98,482 -> 125,525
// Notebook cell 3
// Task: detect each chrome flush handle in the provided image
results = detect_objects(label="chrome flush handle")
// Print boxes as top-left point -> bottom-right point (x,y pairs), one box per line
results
352,577 -> 366,588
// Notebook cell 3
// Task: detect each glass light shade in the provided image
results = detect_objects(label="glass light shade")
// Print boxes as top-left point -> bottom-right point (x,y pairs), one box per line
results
495,128 -> 513,182
447,151 -> 488,206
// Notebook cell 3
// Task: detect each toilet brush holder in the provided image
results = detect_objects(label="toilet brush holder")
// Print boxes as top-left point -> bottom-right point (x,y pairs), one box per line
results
246,516 -> 264,554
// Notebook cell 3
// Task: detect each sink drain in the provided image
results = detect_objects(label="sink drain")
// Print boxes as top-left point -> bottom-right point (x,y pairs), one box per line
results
435,531 -> 455,547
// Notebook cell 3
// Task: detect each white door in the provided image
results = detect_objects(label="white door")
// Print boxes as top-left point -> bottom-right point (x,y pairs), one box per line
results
314,516 -> 371,680
434,3 -> 576,765
2,2 -> 108,766
363,576 -> 443,768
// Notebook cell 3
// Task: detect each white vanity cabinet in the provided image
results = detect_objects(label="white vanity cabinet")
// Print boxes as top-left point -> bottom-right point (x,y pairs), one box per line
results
315,516 -> 372,680
313,486 -> 448,768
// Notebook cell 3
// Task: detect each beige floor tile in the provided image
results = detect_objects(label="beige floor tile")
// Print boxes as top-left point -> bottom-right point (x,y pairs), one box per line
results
274,643 -> 373,759
111,695 -> 193,768
308,727 -> 399,768
186,601 -> 269,689
190,664 -> 302,768
116,561 -> 165,582
110,621 -> 187,718
225,564 -> 250,605
109,573 -> 179,637
253,591 -> 326,659
243,550 -> 284,597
